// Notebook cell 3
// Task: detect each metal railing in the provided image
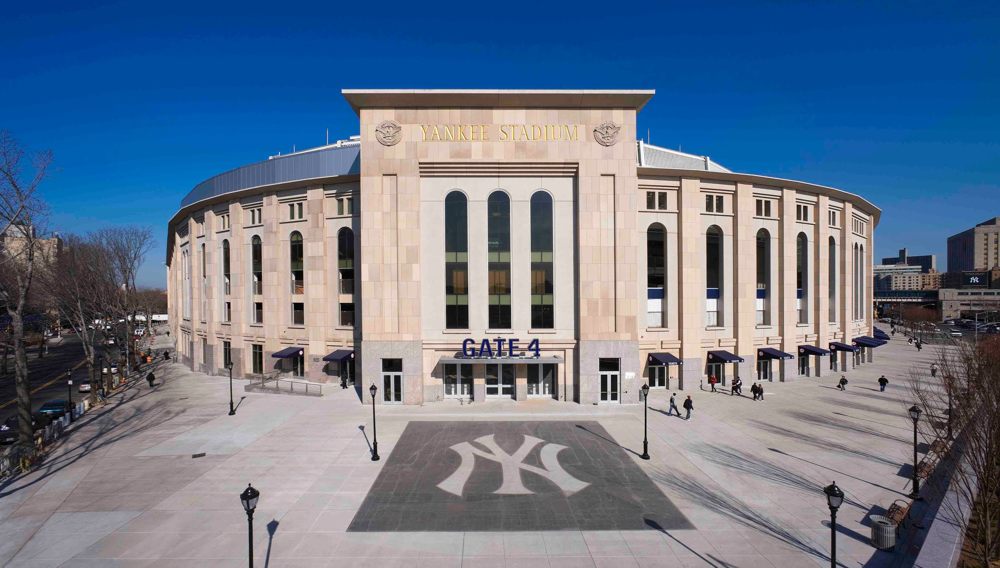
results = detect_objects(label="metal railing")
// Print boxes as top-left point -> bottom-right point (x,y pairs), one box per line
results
249,373 -> 323,397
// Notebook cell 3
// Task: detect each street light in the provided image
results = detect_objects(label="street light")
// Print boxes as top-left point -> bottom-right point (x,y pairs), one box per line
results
239,483 -> 259,568
908,404 -> 922,499
369,383 -> 380,461
227,361 -> 236,416
66,369 -> 73,424
823,481 -> 844,568
640,383 -> 650,460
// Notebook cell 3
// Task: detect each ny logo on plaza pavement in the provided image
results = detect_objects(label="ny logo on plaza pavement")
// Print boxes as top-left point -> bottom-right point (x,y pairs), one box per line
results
437,434 -> 589,497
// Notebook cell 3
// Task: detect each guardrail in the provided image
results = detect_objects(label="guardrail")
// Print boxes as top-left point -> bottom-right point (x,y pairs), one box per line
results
0,402 -> 88,480
245,373 -> 324,397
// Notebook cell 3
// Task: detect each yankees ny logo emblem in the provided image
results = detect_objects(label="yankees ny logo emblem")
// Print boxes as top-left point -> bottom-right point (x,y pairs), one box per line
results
437,434 -> 589,497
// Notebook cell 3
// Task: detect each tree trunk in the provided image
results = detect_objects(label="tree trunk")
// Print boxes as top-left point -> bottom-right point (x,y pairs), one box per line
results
12,311 -> 32,449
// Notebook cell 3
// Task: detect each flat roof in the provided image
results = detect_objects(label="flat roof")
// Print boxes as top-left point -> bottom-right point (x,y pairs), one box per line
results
341,89 -> 655,114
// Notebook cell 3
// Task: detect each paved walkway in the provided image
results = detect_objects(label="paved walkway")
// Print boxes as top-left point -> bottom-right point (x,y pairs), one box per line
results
0,335 -> 944,567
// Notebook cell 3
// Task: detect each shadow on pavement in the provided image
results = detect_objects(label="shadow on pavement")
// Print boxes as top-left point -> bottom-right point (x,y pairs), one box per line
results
574,423 -> 642,458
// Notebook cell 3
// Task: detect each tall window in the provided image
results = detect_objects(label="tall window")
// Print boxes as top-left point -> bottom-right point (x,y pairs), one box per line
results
828,237 -> 837,321
338,228 -> 355,326
444,192 -> 469,329
797,233 -> 809,324
251,344 -> 263,375
487,191 -> 511,329
858,244 -> 865,320
222,340 -> 232,369
251,236 -> 262,295
706,226 -> 723,326
200,243 -> 207,321
531,192 -> 554,329
222,240 -> 231,295
756,229 -> 770,325
646,224 -> 666,327
290,231 -> 303,294
182,249 -> 191,320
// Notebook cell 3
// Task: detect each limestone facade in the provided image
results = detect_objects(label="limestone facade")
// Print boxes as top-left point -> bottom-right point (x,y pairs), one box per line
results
166,90 -> 880,405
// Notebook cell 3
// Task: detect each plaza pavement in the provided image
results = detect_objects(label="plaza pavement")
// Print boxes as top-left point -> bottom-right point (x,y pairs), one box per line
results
0,334 -> 945,567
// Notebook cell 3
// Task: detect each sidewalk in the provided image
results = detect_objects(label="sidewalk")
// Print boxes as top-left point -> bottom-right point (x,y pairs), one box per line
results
0,334 -> 942,567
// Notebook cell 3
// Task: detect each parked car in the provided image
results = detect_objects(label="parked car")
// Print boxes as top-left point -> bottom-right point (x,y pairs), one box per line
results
0,414 -> 52,444
37,400 -> 70,419
77,381 -> 92,393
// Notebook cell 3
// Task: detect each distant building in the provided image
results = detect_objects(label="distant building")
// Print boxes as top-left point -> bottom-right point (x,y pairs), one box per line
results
874,264 -> 921,291
0,223 -> 62,264
881,247 -> 935,273
937,288 -> 1000,320
947,216 -> 1000,271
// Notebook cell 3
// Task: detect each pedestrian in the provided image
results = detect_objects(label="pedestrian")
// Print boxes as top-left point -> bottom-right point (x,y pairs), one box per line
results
146,372 -> 155,387
731,377 -> 741,396
751,383 -> 759,400
838,375 -> 848,391
668,393 -> 680,416
708,374 -> 718,393
683,395 -> 693,420
916,341 -> 922,352
758,383 -> 765,400
908,337 -> 913,345
930,363 -> 938,378
877,375 -> 888,392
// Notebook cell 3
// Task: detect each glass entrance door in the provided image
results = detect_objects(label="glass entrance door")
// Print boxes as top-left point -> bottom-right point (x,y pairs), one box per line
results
443,364 -> 472,399
599,358 -> 620,402
528,364 -> 556,398
382,358 -> 402,403
756,359 -> 772,381
486,364 -> 514,398
649,365 -> 666,388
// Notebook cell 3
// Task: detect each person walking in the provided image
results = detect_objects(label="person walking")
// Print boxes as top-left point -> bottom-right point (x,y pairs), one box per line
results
708,374 -> 718,393
146,372 -> 155,388
750,383 -> 759,401
668,393 -> 680,417
877,375 -> 888,392
683,395 -> 693,420
916,340 -> 922,352
930,363 -> 938,378
757,383 -> 765,400
838,375 -> 848,391
731,377 -> 741,396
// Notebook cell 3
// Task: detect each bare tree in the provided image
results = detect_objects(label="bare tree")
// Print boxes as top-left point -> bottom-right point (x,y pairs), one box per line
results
911,336 -> 1000,566
45,233 -> 119,394
0,131 -> 50,449
96,226 -> 153,372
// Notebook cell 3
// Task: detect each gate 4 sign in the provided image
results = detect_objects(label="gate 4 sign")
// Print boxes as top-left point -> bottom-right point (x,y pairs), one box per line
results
462,337 -> 541,358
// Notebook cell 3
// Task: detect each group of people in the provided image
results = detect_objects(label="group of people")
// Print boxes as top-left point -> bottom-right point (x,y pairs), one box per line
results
667,393 -> 694,420
707,374 -> 766,401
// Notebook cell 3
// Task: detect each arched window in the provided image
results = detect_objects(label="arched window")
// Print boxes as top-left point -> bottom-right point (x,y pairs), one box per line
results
444,192 -> 468,329
531,192 -> 554,329
797,233 -> 809,323
646,224 -> 666,327
200,243 -> 207,321
290,231 -> 303,294
828,237 -> 837,321
487,191 -> 511,329
756,229 -> 770,325
182,249 -> 191,320
706,226 -> 723,326
853,243 -> 861,320
222,240 -> 231,295
338,228 -> 355,327
251,236 -> 262,295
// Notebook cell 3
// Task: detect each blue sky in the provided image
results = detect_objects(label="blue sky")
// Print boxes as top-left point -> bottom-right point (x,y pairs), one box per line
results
2,1 -> 998,286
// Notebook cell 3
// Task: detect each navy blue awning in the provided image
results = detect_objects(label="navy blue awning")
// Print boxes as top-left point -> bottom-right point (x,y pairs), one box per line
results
648,352 -> 682,366
272,346 -> 304,359
322,349 -> 354,362
799,345 -> 831,356
757,347 -> 793,360
873,328 -> 890,340
707,350 -> 744,363
829,341 -> 858,353
853,336 -> 885,348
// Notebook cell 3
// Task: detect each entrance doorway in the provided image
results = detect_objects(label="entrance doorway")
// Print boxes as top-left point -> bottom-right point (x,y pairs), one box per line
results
382,359 -> 402,403
485,364 -> 515,398
599,358 -> 620,403
527,364 -> 556,398
756,359 -> 772,382
706,362 -> 727,385
443,364 -> 473,399
649,365 -> 667,388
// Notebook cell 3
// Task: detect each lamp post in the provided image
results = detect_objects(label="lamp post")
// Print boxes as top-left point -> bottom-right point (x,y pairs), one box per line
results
66,369 -> 73,424
824,481 -> 844,568
908,405 -> 922,499
239,483 -> 259,568
369,383 -> 380,461
640,383 -> 650,460
227,361 -> 236,416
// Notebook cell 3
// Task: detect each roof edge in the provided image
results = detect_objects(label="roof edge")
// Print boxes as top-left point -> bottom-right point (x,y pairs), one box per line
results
341,89 -> 655,115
